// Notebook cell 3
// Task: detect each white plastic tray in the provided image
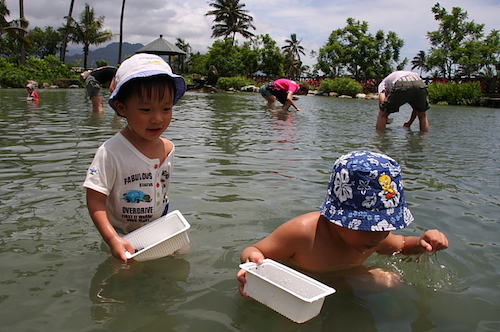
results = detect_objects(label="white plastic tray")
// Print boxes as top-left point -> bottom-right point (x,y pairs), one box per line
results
123,210 -> 190,261
239,259 -> 335,323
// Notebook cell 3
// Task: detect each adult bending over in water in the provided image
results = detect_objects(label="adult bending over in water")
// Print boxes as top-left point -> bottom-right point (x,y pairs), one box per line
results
237,151 -> 448,294
260,78 -> 308,111
81,66 -> 117,111
376,71 -> 430,132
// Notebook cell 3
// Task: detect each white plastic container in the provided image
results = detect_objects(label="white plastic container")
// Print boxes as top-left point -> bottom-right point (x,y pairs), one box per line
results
239,259 -> 335,323
123,210 -> 190,262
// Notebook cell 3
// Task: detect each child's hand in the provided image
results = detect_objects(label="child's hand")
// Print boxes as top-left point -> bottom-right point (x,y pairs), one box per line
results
419,230 -> 449,252
236,269 -> 249,297
237,250 -> 265,297
246,251 -> 265,265
108,236 -> 135,262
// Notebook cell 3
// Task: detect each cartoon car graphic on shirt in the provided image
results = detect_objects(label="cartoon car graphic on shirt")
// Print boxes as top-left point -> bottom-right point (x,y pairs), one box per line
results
122,190 -> 151,203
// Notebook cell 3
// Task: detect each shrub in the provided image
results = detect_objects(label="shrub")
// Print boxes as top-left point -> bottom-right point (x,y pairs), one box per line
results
361,78 -> 378,93
305,78 -> 323,89
318,77 -> 363,96
216,76 -> 254,90
0,56 -> 80,87
0,58 -> 28,87
95,59 -> 108,67
428,81 -> 483,106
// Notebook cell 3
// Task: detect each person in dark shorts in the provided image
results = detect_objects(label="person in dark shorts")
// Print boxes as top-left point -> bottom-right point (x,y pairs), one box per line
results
260,78 -> 308,111
376,71 -> 430,132
81,66 -> 117,111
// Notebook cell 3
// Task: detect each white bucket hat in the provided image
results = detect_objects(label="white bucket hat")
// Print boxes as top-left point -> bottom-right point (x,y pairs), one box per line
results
109,53 -> 186,111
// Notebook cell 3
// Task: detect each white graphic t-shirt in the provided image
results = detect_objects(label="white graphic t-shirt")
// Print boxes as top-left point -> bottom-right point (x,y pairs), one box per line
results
83,132 -> 174,233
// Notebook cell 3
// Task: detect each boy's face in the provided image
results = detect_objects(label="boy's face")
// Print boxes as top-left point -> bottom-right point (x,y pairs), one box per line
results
114,87 -> 174,141
339,227 -> 390,253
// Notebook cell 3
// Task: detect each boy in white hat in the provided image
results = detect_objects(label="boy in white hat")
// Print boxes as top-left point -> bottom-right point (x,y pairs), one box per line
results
83,54 -> 187,261
237,151 -> 449,294
25,83 -> 39,101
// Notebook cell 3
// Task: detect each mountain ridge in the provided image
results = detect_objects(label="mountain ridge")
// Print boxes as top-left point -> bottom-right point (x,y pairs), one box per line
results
65,42 -> 144,67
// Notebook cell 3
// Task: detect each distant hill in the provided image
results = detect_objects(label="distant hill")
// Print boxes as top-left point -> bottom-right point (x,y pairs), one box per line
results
65,42 -> 144,68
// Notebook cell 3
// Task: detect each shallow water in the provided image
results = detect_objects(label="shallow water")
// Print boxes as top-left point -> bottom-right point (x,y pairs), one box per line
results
0,88 -> 499,331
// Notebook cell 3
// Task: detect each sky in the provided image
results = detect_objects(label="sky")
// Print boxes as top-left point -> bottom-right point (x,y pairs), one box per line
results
5,0 -> 500,69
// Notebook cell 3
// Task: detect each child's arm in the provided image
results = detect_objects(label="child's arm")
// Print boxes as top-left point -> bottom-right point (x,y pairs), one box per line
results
237,213 -> 314,296
377,230 -> 449,255
86,188 -> 135,262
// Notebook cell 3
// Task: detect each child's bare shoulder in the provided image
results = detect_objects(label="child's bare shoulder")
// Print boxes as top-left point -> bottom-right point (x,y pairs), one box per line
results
278,212 -> 321,237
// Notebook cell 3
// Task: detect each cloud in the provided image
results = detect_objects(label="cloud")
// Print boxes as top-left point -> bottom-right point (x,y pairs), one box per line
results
5,0 -> 499,68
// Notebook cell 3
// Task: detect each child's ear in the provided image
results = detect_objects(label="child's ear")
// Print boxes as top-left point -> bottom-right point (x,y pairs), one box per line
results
114,100 -> 126,117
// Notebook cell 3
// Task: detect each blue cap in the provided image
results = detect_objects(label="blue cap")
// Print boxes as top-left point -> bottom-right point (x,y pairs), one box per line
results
320,151 -> 413,231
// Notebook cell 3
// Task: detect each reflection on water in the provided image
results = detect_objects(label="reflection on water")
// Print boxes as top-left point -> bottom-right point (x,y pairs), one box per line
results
89,256 -> 190,329
0,88 -> 500,331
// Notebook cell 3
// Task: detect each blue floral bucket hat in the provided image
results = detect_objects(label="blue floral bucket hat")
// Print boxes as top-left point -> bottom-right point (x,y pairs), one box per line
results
320,151 -> 414,231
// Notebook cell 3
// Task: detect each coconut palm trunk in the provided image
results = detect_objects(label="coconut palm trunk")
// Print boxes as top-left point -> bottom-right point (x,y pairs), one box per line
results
19,0 -> 25,64
117,0 -> 125,65
60,0 -> 75,63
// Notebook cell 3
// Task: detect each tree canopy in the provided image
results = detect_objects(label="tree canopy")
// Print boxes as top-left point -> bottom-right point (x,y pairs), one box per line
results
425,2 -> 500,79
70,3 -> 113,69
316,18 -> 407,80
206,0 -> 256,43
282,33 -> 306,78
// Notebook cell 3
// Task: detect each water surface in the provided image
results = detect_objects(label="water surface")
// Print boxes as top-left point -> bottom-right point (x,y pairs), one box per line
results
0,88 -> 499,331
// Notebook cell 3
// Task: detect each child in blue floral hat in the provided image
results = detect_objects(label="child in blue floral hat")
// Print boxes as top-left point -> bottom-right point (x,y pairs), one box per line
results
237,150 -> 449,296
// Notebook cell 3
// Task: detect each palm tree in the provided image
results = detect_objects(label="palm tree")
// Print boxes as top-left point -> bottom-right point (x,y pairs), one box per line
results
282,33 -> 305,61
0,0 -> 28,61
117,0 -> 126,65
205,0 -> 255,43
282,33 -> 305,78
0,0 -> 8,31
70,3 -> 114,69
175,38 -> 190,73
19,0 -> 26,64
60,0 -> 75,63
411,50 -> 428,76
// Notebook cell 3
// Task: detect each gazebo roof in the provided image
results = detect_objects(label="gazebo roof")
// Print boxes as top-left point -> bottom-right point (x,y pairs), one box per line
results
135,35 -> 186,56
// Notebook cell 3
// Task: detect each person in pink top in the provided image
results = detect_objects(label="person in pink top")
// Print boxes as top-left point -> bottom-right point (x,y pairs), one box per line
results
260,78 -> 308,111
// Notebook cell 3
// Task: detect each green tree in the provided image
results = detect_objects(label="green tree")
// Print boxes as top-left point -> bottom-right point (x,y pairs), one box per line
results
0,0 -> 29,61
282,33 -> 305,78
206,0 -> 255,43
239,40 -> 260,76
0,0 -> 8,31
205,38 -> 242,76
186,51 -> 208,75
426,3 -> 486,79
480,29 -> 500,77
258,34 -> 284,77
70,3 -> 113,69
411,50 -> 429,76
316,18 -> 406,80
28,26 -> 63,58
175,38 -> 191,74
282,33 -> 305,61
